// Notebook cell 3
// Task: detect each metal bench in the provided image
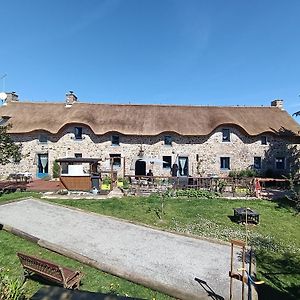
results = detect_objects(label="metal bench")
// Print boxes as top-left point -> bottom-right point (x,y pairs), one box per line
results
17,252 -> 82,289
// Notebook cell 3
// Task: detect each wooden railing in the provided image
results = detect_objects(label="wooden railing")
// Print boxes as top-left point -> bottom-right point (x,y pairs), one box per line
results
124,175 -> 255,196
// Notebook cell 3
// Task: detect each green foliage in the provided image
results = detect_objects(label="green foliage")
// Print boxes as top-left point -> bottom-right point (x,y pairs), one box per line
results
173,188 -> 217,199
102,176 -> 112,185
0,124 -> 22,165
52,160 -> 60,178
0,192 -> 40,203
286,178 -> 300,212
0,269 -> 26,300
217,180 -> 227,194
229,168 -> 257,178
122,178 -> 130,190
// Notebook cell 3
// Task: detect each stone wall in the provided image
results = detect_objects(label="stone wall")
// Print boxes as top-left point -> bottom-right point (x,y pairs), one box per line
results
0,125 -> 296,179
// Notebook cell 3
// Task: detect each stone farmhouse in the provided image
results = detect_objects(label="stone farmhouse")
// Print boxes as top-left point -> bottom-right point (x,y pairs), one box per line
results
0,91 -> 299,180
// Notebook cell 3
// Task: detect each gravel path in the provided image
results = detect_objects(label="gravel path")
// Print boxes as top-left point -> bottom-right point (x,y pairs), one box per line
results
0,198 -> 243,299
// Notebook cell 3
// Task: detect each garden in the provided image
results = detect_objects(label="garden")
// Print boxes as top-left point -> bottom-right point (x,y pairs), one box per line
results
0,191 -> 299,300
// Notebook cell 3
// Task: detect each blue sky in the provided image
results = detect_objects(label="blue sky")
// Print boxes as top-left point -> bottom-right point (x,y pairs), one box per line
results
1,0 -> 300,118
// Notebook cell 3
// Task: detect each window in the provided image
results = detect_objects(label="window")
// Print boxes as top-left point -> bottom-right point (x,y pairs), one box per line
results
111,135 -> 120,146
220,157 -> 230,170
254,157 -> 262,169
38,134 -> 48,143
75,153 -> 82,158
163,156 -> 172,169
275,157 -> 285,170
110,154 -> 121,168
261,136 -> 267,145
222,129 -> 230,142
164,135 -> 172,146
74,127 -> 82,140
0,116 -> 10,126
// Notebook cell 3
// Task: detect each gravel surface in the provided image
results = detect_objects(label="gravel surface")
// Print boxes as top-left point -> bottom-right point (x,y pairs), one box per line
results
0,198 -> 243,299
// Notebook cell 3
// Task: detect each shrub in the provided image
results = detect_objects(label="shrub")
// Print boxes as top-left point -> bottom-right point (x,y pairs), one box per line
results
52,160 -> 60,178
229,169 -> 257,178
122,178 -> 130,189
173,188 -> 217,199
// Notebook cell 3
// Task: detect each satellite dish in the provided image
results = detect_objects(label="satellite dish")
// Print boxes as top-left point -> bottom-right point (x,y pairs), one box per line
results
0,92 -> 7,100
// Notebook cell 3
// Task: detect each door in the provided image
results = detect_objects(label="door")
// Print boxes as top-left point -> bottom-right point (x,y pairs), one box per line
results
37,153 -> 49,178
135,160 -> 146,176
178,156 -> 189,176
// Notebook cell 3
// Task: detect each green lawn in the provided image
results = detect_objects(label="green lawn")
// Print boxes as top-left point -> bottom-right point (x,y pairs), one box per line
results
0,193 -> 172,299
0,192 -> 299,299
50,195 -> 300,300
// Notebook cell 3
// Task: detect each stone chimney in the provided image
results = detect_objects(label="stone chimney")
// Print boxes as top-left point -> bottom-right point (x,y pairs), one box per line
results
271,99 -> 284,110
65,91 -> 78,105
6,92 -> 19,102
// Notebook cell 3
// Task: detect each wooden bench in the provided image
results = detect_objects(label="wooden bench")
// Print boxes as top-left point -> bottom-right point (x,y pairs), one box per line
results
17,252 -> 82,289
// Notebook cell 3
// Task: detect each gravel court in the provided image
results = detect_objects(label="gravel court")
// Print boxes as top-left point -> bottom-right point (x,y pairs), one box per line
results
0,198 -> 243,299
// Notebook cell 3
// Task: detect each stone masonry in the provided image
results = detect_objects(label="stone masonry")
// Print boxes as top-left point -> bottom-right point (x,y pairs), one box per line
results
0,124 -> 295,179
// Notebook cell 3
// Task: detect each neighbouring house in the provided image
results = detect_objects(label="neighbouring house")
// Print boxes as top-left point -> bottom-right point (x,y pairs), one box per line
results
0,91 -> 299,180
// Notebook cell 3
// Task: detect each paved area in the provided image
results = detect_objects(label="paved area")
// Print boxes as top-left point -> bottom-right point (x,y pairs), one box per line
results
0,198 -> 243,299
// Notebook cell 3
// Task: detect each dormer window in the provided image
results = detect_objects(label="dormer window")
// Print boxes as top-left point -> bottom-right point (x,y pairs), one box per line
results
0,116 -> 10,126
222,129 -> 230,142
164,135 -> 172,146
74,127 -> 82,140
38,134 -> 48,144
261,136 -> 267,145
111,135 -> 120,146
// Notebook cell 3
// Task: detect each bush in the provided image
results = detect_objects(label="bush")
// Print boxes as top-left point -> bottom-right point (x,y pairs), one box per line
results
122,178 -> 130,189
52,160 -> 60,178
229,169 -> 257,178
173,188 -> 217,199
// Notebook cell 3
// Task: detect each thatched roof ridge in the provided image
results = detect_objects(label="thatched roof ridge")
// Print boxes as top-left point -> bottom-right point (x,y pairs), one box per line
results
1,101 -> 299,136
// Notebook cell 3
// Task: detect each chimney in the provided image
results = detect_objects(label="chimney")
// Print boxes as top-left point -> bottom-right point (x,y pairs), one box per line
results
6,92 -> 19,102
271,99 -> 284,110
65,91 -> 78,105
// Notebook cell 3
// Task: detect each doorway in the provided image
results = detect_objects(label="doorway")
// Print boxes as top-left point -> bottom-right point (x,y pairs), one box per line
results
135,160 -> 146,176
37,153 -> 49,178
178,156 -> 189,176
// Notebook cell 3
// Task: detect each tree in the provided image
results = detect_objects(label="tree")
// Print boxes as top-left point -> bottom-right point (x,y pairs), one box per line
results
0,124 -> 22,165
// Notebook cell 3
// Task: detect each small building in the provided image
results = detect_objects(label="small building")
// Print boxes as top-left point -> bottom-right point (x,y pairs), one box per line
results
0,92 -> 299,180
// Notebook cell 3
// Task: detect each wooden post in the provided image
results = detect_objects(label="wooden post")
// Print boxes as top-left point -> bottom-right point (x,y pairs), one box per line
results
230,242 -> 233,300
110,157 -> 113,191
123,157 -> 125,179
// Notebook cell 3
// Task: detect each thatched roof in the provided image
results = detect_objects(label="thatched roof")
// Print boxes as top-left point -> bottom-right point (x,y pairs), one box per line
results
1,101 -> 299,136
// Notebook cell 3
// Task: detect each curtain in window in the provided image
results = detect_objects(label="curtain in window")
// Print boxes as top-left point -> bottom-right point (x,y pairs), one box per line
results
179,157 -> 187,176
40,155 -> 48,173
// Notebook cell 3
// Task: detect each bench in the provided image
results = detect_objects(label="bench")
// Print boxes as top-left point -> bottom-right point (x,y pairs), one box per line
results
17,252 -> 82,289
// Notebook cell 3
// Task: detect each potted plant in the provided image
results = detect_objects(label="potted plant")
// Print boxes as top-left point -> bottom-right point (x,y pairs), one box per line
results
101,176 -> 111,190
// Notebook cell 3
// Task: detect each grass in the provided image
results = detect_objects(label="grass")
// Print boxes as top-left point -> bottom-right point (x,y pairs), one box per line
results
0,193 -> 173,299
50,195 -> 300,300
0,192 -> 40,204
0,231 -> 172,299
0,192 -> 299,299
